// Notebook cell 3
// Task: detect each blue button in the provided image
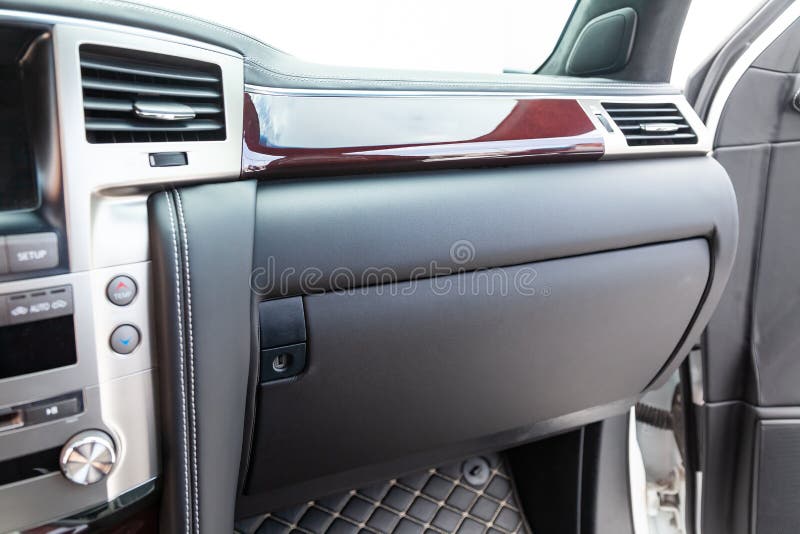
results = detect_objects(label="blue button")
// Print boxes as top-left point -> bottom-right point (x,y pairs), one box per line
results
110,324 -> 140,355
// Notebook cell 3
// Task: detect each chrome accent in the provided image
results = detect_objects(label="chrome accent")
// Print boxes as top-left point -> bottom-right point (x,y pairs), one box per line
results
50,22 -> 244,271
793,87 -> 800,113
85,97 -> 222,115
580,96 -> 711,158
689,348 -> 705,406
706,2 -> 800,137
81,53 -> 220,83
243,86 -> 711,158
629,408 -> 650,534
133,100 -> 218,119
83,77 -> 220,98
640,122 -> 682,133
60,430 -> 117,485
243,82 -> 676,98
87,118 -> 221,132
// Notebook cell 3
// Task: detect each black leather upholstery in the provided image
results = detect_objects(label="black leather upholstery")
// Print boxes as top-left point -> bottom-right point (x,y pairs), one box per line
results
149,183 -> 257,533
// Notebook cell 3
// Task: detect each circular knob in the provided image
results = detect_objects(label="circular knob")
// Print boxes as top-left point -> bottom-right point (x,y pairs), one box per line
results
60,430 -> 117,485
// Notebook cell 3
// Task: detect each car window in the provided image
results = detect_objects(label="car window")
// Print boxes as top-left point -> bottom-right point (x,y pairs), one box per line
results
140,0 -> 577,74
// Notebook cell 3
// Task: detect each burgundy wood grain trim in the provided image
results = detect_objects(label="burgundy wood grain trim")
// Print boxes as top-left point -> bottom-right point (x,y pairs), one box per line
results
242,92 -> 604,178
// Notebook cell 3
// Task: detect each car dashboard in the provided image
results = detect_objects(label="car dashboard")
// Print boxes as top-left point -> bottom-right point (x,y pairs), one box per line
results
0,7 -> 737,533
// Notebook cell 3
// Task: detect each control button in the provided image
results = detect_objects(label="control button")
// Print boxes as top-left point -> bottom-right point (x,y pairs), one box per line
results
149,151 -> 188,167
6,295 -> 29,324
260,342 -> 307,383
110,324 -> 140,355
6,285 -> 73,325
106,275 -> 137,306
60,430 -> 116,485
6,232 -> 59,273
24,396 -> 81,426
0,237 -> 8,274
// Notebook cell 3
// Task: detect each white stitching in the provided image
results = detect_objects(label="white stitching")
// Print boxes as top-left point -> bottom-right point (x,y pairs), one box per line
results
175,190 -> 199,533
165,192 -> 192,533
243,58 -> 671,89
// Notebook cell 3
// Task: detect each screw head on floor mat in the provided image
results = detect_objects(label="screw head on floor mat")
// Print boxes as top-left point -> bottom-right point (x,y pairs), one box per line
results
462,457 -> 491,487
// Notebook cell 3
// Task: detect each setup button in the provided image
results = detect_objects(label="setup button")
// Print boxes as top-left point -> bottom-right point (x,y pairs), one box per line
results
6,232 -> 59,272
110,324 -> 140,355
106,275 -> 137,306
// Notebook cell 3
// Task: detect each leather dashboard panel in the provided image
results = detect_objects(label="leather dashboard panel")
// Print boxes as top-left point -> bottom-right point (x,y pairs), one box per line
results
243,239 -> 709,509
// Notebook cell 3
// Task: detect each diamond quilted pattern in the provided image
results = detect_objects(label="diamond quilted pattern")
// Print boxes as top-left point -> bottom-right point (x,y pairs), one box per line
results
236,454 -> 529,534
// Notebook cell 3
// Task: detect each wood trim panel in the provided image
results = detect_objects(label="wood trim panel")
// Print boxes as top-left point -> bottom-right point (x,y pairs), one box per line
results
242,92 -> 604,177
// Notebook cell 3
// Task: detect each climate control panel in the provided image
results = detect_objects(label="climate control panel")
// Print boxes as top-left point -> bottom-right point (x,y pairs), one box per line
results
0,263 -> 158,533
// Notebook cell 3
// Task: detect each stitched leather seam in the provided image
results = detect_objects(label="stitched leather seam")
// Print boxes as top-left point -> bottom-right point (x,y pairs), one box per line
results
164,192 -> 192,533
174,189 -> 200,533
243,60 -> 673,89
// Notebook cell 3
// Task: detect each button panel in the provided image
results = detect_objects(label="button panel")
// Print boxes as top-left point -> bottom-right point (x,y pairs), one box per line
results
0,285 -> 73,327
23,395 -> 81,426
0,392 -> 84,433
5,233 -> 59,273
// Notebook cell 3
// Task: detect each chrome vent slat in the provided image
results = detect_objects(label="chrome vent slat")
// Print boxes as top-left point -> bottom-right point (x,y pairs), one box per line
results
600,107 -> 676,113
83,98 -> 222,115
624,133 -> 698,141
617,124 -> 691,131
80,45 -> 226,144
85,118 -> 224,132
80,54 -> 220,83
608,115 -> 685,122
81,78 -> 220,99
602,102 -> 697,147
83,97 -> 134,112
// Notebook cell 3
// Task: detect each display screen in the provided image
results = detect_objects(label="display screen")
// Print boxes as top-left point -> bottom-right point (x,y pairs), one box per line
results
0,138 -> 38,212
0,59 -> 39,212
0,315 -> 76,379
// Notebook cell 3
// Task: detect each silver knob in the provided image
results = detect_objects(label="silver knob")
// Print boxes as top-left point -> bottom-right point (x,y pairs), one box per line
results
60,430 -> 117,485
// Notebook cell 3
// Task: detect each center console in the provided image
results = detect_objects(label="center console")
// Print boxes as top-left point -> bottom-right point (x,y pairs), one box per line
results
0,24 -> 159,523
0,12 -> 243,532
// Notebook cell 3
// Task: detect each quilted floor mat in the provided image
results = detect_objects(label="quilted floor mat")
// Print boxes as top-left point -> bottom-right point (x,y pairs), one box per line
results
236,453 -> 529,534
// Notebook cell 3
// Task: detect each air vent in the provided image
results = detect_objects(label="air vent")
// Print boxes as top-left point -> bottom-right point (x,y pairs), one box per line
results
601,103 -> 697,146
80,45 -> 225,144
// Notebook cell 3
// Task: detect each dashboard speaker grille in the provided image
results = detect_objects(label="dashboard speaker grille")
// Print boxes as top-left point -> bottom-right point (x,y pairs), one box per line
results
602,102 -> 697,146
79,45 -> 225,144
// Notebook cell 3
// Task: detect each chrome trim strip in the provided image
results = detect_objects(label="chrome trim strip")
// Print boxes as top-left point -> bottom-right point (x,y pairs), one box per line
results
629,407 -> 650,534
244,82 -> 672,99
245,84 -> 712,158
